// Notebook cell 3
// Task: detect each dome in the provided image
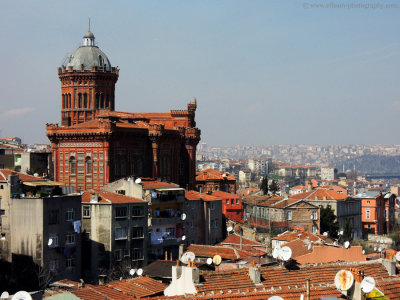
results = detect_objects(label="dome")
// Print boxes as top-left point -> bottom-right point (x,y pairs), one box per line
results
83,30 -> 94,39
61,31 -> 112,71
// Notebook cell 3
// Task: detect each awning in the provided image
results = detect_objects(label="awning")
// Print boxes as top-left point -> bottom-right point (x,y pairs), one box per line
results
23,180 -> 64,187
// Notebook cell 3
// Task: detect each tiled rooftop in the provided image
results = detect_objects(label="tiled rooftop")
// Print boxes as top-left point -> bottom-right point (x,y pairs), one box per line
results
0,169 -> 46,182
82,189 -> 146,204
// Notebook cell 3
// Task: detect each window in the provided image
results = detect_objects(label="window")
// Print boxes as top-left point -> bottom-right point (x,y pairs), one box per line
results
132,248 -> 143,260
226,199 -> 229,205
286,211 -> 292,221
312,225 -> 318,234
69,157 -> 76,174
85,157 -> 92,175
65,233 -> 75,245
83,206 -> 90,218
366,208 -> 370,219
66,257 -> 76,269
66,208 -> 75,221
384,209 -> 387,218
231,199 -> 234,206
367,201 -> 370,204
49,260 -> 59,272
48,234 -> 59,247
49,210 -> 59,225
132,206 -> 144,217
114,249 -> 122,261
116,207 -> 128,218
165,227 -> 175,238
132,227 -> 144,239
236,199 -> 239,205
115,227 -> 127,240
312,211 -> 318,220
211,219 -> 217,228
210,202 -> 215,210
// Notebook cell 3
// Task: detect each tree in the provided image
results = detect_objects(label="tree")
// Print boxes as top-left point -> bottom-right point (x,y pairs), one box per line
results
342,219 -> 353,241
320,206 -> 338,238
260,176 -> 268,195
269,179 -> 279,195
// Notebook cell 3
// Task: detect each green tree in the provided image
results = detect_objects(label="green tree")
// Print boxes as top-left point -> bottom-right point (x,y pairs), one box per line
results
342,219 -> 353,241
260,176 -> 268,195
269,179 -> 280,195
320,206 -> 339,238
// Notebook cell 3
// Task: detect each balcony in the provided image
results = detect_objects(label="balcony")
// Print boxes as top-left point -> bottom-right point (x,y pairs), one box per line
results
151,217 -> 182,227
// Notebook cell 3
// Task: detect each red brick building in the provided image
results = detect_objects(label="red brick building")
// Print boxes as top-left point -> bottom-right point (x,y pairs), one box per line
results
46,30 -> 200,191
195,169 -> 237,194
212,190 -> 243,223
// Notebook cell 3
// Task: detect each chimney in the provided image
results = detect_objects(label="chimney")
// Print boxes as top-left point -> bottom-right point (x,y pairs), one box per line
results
306,278 -> 311,300
164,264 -> 198,296
165,251 -> 168,260
381,259 -> 396,276
348,268 -> 364,300
78,279 -> 85,288
90,192 -> 99,203
98,275 -> 106,285
249,267 -> 261,284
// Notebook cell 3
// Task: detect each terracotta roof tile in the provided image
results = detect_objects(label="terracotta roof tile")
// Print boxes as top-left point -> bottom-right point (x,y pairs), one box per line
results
107,276 -> 167,298
140,179 -> 181,190
185,190 -> 221,202
82,189 -> 146,204
187,244 -> 253,260
0,169 -> 46,182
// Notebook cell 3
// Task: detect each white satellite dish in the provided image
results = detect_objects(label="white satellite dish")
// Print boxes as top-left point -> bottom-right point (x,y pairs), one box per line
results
323,232 -> 328,237
129,269 -> 136,276
11,291 -> 32,300
268,296 -> 284,300
378,247 -> 382,252
227,226 -> 233,233
180,252 -> 196,264
374,247 -> 377,252
361,276 -> 376,294
279,246 -> 292,261
272,246 -> 280,259
48,238 -> 53,246
334,270 -> 354,291
181,213 -> 186,221
212,255 -> 222,266
395,251 -> 400,261
362,250 -> 366,254
182,235 -> 186,241
134,178 -> 141,184
344,241 -> 350,249
206,257 -> 213,265
136,268 -> 143,276
1,292 -> 9,299
339,230 -> 344,235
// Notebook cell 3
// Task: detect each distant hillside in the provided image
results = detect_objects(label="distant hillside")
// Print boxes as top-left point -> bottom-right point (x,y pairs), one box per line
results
333,155 -> 400,175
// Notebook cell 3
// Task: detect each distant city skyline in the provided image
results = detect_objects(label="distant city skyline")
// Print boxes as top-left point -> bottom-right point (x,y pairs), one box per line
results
0,1 -> 399,146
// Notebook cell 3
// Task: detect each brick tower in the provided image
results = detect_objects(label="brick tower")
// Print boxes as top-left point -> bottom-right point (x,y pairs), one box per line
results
58,30 -> 119,126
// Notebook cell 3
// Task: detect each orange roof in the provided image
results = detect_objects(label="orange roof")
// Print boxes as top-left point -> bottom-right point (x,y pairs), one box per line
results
139,178 -> 181,190
290,188 -> 348,201
211,190 -> 240,199
196,169 -> 236,182
273,231 -> 326,243
82,189 -> 146,204
218,234 -> 266,257
107,276 -> 167,298
185,190 -> 221,202
0,169 -> 46,182
281,239 -> 313,258
186,244 -> 254,260
295,245 -> 367,264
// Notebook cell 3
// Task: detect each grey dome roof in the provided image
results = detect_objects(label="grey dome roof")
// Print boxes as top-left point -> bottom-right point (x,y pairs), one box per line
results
62,45 -> 112,71
83,30 -> 94,38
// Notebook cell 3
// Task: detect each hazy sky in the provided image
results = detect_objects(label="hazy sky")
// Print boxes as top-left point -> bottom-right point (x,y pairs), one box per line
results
0,1 -> 399,146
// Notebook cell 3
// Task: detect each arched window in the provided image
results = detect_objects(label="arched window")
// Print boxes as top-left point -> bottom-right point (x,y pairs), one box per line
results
70,157 -> 76,174
62,94 -> 65,109
106,95 -> 110,108
95,93 -> 99,108
85,157 -> 92,175
84,93 -> 88,108
78,93 -> 82,108
100,94 -> 104,109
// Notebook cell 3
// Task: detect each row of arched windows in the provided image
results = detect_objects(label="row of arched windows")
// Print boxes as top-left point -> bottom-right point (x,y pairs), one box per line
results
69,156 -> 92,175
62,92 -> 112,109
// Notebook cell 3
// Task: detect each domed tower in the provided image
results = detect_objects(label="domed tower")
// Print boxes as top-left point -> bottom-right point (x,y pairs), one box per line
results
58,30 -> 119,126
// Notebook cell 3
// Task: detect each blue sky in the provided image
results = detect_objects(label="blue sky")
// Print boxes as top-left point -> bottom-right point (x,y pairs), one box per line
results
0,1 -> 399,146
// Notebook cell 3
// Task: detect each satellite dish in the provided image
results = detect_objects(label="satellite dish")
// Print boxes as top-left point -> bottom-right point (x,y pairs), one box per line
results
344,241 -> 350,249
362,250 -> 366,254
334,270 -> 354,291
207,257 -> 213,265
323,232 -> 328,237
378,247 -> 382,252
129,269 -> 136,276
395,251 -> 400,261
48,238 -> 53,246
361,276 -> 376,294
279,246 -> 292,261
212,255 -> 222,266
374,247 -> 377,252
182,235 -> 186,241
268,296 -> 284,300
136,268 -> 143,276
227,226 -> 233,233
1,292 -> 9,299
272,246 -> 280,259
134,178 -> 141,184
180,252 -> 196,264
181,213 -> 186,221
11,291 -> 32,300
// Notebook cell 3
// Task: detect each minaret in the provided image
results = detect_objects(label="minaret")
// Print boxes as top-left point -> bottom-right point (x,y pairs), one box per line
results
58,29 -> 119,126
